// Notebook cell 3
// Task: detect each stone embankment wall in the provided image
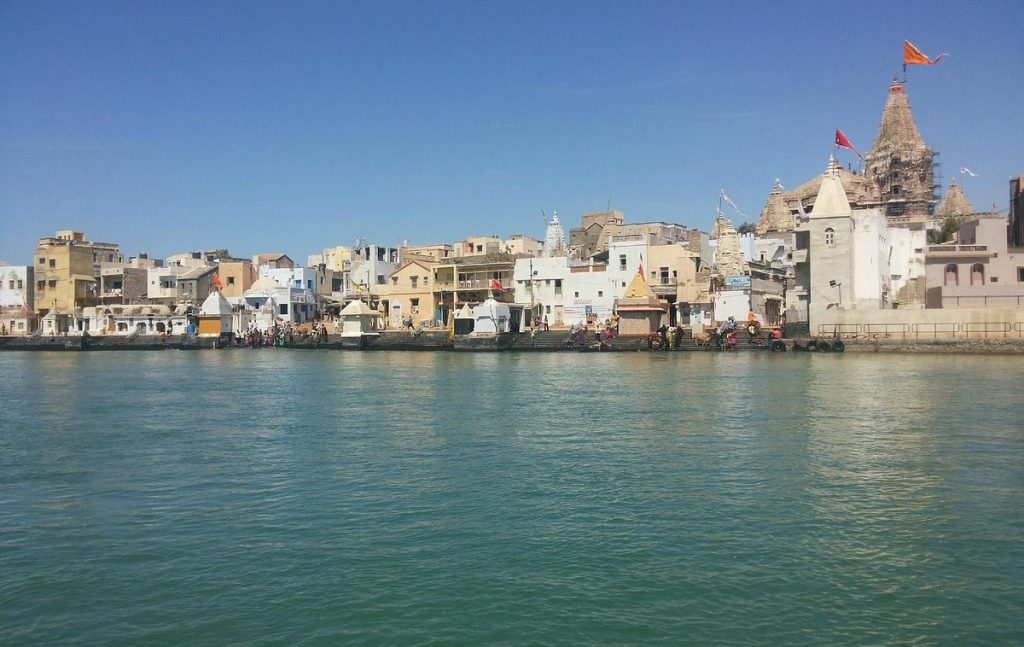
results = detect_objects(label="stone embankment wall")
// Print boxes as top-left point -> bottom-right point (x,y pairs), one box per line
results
842,338 -> 1024,354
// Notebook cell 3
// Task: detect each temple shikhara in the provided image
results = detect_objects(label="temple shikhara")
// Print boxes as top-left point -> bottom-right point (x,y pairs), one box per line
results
862,79 -> 938,225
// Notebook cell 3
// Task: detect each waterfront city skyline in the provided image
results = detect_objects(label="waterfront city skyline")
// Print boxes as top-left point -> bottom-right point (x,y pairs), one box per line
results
2,0 -> 1021,264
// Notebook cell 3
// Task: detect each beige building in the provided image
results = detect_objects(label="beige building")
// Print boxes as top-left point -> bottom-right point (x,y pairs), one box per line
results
569,210 -> 690,260
400,243 -> 453,263
569,210 -> 624,258
34,230 -> 122,315
321,245 -> 353,273
378,259 -> 438,327
455,236 -> 502,257
925,214 -> 1024,308
433,255 -> 516,325
503,234 -> 543,257
646,243 -> 701,304
216,259 -> 259,298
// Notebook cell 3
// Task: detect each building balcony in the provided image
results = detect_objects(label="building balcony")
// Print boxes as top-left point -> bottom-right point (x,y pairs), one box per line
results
926,245 -> 994,258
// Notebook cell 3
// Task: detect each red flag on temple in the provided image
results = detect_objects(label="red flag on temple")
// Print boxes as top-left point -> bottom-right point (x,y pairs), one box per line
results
212,273 -> 224,291
834,129 -> 863,159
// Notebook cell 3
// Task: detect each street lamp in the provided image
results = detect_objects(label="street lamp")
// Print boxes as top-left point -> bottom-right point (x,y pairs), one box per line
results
829,280 -> 842,308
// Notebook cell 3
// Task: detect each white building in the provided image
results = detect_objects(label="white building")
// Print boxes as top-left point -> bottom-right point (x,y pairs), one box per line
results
243,276 -> 317,324
1,266 -> 35,335
790,157 -> 925,329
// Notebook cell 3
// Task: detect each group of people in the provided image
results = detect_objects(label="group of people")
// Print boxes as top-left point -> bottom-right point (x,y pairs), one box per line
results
239,320 -> 331,348
566,318 -> 618,348
707,311 -> 781,351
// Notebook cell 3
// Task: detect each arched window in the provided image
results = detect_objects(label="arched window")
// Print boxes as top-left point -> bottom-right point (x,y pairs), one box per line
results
944,264 -> 958,286
824,228 -> 835,246
971,263 -> 985,286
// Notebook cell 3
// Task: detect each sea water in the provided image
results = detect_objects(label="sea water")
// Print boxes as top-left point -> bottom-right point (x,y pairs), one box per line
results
1,351 -> 1022,644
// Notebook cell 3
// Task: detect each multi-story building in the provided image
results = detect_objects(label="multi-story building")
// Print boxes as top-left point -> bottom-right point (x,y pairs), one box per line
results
569,210 -> 624,258
378,259 -> 438,327
33,230 -> 122,315
925,214 -> 1024,308
789,159 -> 926,329
503,234 -> 543,257
1,265 -> 35,335
432,254 -> 516,326
216,259 -> 259,298
454,236 -> 501,257
350,244 -> 400,297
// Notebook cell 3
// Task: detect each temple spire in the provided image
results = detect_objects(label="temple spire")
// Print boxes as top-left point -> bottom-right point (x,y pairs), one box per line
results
863,79 -> 936,224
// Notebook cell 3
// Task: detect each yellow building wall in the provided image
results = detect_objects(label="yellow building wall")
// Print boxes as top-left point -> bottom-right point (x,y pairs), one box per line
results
198,318 -> 224,336
378,261 -> 437,326
217,261 -> 257,298
647,244 -> 700,302
34,245 -> 95,313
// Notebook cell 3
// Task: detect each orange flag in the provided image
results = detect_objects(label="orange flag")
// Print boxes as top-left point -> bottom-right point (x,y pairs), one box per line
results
212,273 -> 224,291
904,40 -> 946,65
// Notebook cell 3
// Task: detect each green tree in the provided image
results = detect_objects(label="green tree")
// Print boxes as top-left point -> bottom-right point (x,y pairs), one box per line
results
736,222 -> 756,235
928,216 -> 961,244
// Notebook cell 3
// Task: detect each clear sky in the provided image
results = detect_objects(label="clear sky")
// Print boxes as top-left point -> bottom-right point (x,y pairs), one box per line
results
2,0 -> 1021,264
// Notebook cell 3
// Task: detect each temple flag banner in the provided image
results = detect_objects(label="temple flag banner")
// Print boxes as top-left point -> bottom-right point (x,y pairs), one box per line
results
960,167 -> 979,177
212,273 -> 224,291
720,189 -> 747,218
835,129 -> 863,158
638,253 -> 644,276
489,279 -> 503,292
904,40 -> 947,65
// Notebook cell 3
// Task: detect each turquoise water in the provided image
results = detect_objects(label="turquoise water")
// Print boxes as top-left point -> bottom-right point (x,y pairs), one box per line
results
1,351 -> 1022,645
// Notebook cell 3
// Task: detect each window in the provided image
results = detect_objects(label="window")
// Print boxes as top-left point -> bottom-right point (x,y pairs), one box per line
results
619,255 -> 627,270
574,291 -> 580,298
944,264 -> 958,286
7,280 -> 12,289
476,245 -> 483,253
279,304 -> 289,315
38,258 -> 45,265
554,279 -> 561,288
991,277 -> 998,283
970,263 -> 985,286
660,267 -> 669,284
1018,267 -> 1024,282
48,259 -> 56,268
48,280 -> 56,288
410,276 -> 418,288
423,276 -> 428,286
824,228 -> 835,246
307,280 -> 313,289
392,276 -> 398,285
376,274 -> 385,285
38,280 -> 45,290
227,276 -> 235,285
891,185 -> 901,196
598,291 -> 603,297
411,298 -> 420,314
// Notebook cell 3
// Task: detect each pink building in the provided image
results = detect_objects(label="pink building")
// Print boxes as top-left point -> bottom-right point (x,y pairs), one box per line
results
925,214 -> 1024,308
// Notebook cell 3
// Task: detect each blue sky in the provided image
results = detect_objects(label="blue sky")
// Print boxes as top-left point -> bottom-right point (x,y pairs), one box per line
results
2,1 -> 1021,264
